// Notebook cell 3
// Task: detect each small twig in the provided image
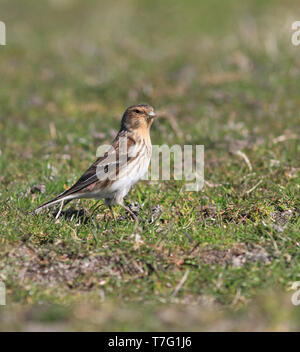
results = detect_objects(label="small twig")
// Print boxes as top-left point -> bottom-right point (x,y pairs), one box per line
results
245,179 -> 263,195
188,241 -> 201,255
170,269 -> 190,299
234,150 -> 252,171
55,200 -> 64,219
262,221 -> 281,255
49,122 -> 57,139
204,180 -> 223,188
272,134 -> 298,144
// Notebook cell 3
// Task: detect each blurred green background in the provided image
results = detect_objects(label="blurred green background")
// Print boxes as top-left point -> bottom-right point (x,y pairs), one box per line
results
0,0 -> 299,331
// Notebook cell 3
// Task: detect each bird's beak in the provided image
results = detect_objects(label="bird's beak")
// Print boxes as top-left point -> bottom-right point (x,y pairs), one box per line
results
148,111 -> 156,118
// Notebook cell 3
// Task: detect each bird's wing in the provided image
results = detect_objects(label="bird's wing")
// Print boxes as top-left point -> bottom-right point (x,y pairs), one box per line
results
34,130 -> 140,213
55,130 -> 138,197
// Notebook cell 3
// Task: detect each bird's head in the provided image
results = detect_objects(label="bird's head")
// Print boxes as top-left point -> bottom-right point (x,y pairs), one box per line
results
121,104 -> 156,132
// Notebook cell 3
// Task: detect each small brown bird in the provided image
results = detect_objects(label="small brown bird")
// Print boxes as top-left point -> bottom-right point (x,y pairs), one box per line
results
34,104 -> 156,219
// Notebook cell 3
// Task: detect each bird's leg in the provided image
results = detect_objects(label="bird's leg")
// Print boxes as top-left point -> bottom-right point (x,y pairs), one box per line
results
108,205 -> 117,221
119,203 -> 137,221
104,199 -> 116,221
55,200 -> 65,220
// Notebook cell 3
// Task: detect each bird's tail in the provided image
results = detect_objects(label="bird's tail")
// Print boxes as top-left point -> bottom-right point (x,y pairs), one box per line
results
34,191 -> 74,214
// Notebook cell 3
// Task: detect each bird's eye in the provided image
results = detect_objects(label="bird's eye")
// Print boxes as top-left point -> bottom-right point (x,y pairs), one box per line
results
135,109 -> 140,114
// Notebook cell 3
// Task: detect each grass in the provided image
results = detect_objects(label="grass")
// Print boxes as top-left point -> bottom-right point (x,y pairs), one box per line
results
0,0 -> 299,331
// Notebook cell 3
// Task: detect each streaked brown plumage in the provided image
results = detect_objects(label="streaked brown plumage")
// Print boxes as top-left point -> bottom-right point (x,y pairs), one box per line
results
34,104 -> 156,219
